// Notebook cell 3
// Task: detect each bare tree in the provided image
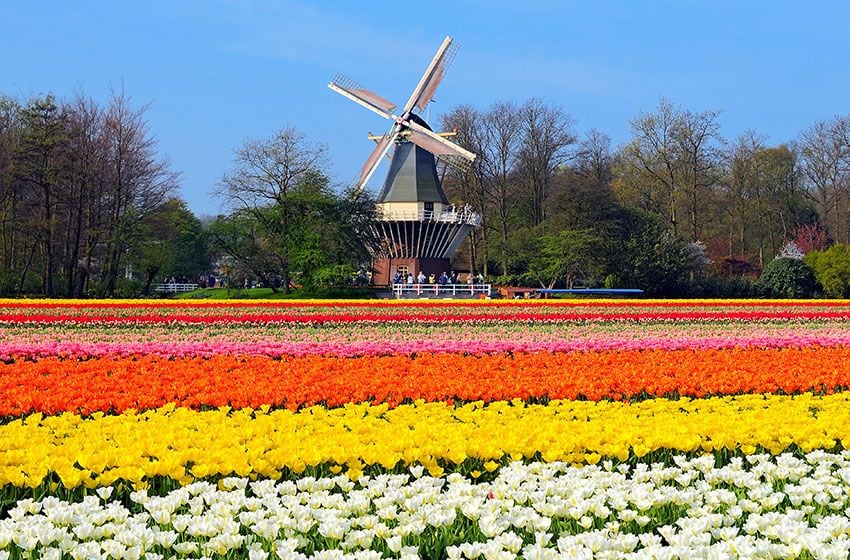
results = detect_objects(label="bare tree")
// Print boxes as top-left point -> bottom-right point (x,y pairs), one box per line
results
517,98 -> 576,226
621,98 -> 687,234
620,98 -> 722,241
723,131 -> 765,258
482,101 -> 524,275
99,89 -> 179,296
575,128 -> 614,186
440,105 -> 489,274
63,93 -> 107,296
676,108 -> 723,242
800,116 -> 850,243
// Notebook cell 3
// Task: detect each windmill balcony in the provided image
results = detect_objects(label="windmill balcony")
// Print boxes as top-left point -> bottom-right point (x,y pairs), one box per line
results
379,207 -> 481,226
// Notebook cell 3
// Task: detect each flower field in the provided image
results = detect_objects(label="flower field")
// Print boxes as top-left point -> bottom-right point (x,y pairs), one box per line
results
3,299 -> 850,559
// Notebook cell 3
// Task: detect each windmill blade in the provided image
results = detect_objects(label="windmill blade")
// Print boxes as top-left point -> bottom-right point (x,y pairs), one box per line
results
402,36 -> 459,115
329,74 -> 397,119
406,127 -> 475,174
356,126 -> 398,194
405,120 -> 476,161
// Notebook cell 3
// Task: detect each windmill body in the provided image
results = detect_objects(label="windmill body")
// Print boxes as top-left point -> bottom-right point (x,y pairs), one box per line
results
329,36 -> 480,287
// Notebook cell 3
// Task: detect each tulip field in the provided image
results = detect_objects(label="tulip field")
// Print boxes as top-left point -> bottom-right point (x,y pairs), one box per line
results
5,299 -> 850,559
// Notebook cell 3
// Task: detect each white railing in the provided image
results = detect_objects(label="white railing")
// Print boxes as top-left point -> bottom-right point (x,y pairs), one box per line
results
392,283 -> 491,298
380,209 -> 481,226
155,283 -> 199,294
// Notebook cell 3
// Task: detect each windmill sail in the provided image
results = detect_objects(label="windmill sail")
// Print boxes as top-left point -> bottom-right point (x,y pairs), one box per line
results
402,37 -> 459,115
329,74 -> 397,118
357,126 -> 398,192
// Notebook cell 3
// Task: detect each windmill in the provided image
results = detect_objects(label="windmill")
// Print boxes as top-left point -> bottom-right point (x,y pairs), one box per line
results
329,36 -> 481,289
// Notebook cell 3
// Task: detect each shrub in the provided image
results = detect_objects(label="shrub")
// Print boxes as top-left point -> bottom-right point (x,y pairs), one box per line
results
758,257 -> 817,298
692,275 -> 763,298
804,244 -> 850,298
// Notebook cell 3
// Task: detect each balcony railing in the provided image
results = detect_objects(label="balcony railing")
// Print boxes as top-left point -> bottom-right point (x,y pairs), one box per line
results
392,283 -> 491,298
379,208 -> 481,226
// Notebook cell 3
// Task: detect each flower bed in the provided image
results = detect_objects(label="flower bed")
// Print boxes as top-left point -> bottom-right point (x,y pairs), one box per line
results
1,299 -> 850,559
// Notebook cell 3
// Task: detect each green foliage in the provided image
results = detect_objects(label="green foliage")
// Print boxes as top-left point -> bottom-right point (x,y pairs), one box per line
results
527,230 -> 603,288
133,199 -> 211,294
758,257 -> 817,298
609,209 -> 698,296
804,244 -> 850,297
310,264 -> 356,289
212,163 -> 378,293
690,274 -> 762,298
603,274 -> 621,289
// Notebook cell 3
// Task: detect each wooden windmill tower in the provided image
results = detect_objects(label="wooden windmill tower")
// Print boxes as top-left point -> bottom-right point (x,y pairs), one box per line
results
328,36 -> 479,286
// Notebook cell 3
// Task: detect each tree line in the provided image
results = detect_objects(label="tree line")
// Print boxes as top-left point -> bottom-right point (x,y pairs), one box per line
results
439,97 -> 850,295
0,91 -> 209,297
4,86 -> 850,297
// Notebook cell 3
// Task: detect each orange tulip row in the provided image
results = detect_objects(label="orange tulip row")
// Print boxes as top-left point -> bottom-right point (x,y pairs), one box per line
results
2,346 -> 849,415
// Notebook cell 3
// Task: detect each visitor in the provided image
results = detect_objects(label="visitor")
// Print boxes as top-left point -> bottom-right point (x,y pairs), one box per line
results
428,272 -> 436,284
439,272 -> 449,285
450,271 -> 458,284
417,271 -> 427,284
393,271 -> 402,285
406,273 -> 414,284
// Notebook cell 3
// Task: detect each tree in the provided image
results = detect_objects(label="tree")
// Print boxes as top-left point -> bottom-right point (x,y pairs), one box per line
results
517,98 -> 576,227
611,209 -> 696,296
16,95 -> 68,296
481,101 -> 524,275
527,230 -> 603,288
617,98 -> 722,241
440,105 -> 490,275
98,89 -> 179,297
759,257 -> 816,298
0,96 -> 23,294
217,127 -> 329,293
804,244 -> 850,298
215,129 -> 378,292
549,130 -> 621,235
133,198 -> 210,295
800,116 -> 850,243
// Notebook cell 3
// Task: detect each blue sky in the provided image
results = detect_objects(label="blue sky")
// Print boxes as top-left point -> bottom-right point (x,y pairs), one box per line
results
2,1 -> 849,216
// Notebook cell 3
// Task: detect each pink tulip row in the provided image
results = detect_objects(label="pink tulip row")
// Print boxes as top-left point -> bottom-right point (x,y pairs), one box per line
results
4,331 -> 850,360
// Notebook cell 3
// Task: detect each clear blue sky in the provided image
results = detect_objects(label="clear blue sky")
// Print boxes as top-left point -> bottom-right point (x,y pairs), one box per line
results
2,1 -> 848,216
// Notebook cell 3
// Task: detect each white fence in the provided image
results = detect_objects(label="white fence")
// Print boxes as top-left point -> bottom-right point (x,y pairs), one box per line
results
154,283 -> 198,294
392,283 -> 491,298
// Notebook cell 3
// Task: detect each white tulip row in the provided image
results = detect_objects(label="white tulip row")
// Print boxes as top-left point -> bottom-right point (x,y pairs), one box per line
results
3,451 -> 850,559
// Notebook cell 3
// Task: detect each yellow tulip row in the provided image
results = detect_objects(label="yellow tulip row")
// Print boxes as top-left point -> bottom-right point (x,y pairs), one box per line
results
0,394 -> 847,489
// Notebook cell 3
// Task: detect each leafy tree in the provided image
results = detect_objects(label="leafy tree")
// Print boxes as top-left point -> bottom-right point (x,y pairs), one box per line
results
612,209 -> 696,296
527,230 -> 603,288
216,127 -> 330,293
804,244 -> 850,297
133,198 -> 210,294
758,257 -> 816,298
214,129 -> 378,293
208,209 -> 284,290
